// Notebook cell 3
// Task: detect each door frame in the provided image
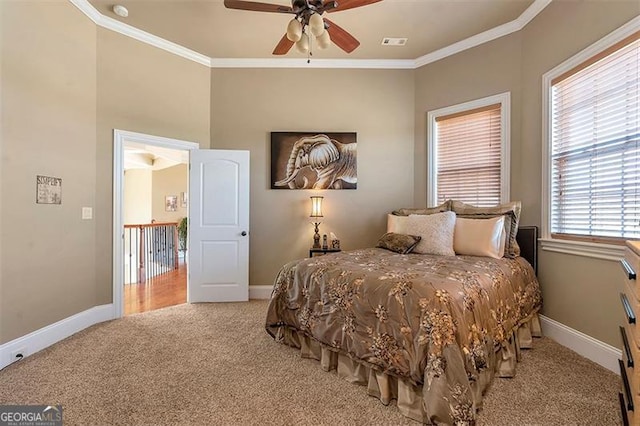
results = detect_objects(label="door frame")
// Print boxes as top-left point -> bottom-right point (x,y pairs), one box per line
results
112,129 -> 199,319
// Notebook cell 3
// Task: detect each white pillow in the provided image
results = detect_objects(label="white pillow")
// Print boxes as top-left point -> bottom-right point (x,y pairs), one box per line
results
387,214 -> 409,234
406,212 -> 456,256
453,216 -> 506,259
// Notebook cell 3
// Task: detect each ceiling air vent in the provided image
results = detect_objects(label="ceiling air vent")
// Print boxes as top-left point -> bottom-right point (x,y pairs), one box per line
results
381,38 -> 408,46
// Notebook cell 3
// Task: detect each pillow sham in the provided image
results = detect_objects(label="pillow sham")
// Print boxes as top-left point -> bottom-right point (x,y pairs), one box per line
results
387,214 -> 409,234
392,201 -> 451,216
406,211 -> 456,256
376,232 -> 422,254
454,216 -> 506,259
450,200 -> 522,258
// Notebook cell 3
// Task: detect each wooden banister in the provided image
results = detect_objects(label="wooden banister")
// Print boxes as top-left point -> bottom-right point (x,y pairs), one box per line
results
124,222 -> 180,284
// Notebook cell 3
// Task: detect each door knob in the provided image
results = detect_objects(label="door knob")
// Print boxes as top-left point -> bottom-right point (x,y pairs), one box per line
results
241,231 -> 247,236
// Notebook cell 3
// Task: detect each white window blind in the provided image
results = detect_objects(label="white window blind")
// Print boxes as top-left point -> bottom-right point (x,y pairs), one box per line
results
551,33 -> 640,240
436,104 -> 502,207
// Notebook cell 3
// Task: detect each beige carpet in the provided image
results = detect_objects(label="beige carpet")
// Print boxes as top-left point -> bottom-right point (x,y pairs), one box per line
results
0,301 -> 622,425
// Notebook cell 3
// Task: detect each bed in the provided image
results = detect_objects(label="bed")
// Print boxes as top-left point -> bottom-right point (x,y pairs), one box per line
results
265,211 -> 542,425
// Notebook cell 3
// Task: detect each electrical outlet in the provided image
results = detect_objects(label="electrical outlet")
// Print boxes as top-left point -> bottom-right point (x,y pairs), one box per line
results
10,347 -> 27,363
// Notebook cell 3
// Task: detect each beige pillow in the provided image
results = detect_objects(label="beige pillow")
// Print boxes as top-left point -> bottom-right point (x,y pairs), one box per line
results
450,200 -> 522,258
387,214 -> 409,234
454,216 -> 506,259
406,211 -> 456,256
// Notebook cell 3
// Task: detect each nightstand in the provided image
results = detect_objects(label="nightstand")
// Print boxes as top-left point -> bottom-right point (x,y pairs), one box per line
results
309,248 -> 341,257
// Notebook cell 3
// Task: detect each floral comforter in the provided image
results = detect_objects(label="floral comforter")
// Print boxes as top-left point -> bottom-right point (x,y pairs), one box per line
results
265,248 -> 542,424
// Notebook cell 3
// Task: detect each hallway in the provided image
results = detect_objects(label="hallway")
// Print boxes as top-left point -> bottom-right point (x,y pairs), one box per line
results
124,259 -> 187,315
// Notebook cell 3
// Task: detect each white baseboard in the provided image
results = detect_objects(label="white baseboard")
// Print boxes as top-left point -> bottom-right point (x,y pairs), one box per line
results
540,314 -> 621,374
249,285 -> 273,300
0,304 -> 114,370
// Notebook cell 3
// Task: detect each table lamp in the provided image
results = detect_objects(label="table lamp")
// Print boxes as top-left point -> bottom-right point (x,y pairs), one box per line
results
310,196 -> 323,249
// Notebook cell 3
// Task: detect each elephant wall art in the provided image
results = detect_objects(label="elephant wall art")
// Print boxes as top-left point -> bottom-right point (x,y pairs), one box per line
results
271,132 -> 357,190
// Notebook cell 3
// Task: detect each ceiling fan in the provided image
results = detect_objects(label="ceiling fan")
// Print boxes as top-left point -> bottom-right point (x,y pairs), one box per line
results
224,0 -> 383,55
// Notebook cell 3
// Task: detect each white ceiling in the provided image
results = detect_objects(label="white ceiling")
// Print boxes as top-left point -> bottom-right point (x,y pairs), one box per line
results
124,143 -> 189,171
85,0 -> 542,62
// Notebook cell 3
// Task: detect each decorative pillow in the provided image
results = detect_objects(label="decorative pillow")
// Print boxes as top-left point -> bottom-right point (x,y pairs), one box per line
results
454,216 -> 506,259
406,211 -> 456,256
376,232 -> 422,254
392,201 -> 451,216
450,200 -> 522,258
387,214 -> 409,234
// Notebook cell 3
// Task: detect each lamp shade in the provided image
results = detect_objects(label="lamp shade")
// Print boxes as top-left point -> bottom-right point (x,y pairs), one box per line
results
317,30 -> 331,49
310,196 -> 323,218
309,13 -> 325,37
286,18 -> 302,42
295,33 -> 309,53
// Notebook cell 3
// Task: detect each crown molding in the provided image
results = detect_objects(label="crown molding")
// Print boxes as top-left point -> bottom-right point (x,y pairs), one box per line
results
69,0 -> 551,70
414,0 -> 552,68
69,0 -> 212,67
517,0 -> 553,26
209,57 -> 415,69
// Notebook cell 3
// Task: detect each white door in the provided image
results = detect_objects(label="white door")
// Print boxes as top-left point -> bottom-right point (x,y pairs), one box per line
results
189,150 -> 250,302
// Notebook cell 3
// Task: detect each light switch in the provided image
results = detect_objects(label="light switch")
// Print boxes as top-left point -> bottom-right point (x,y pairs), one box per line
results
82,207 -> 93,220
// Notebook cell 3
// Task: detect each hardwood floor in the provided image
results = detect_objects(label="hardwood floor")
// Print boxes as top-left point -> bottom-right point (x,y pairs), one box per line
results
124,260 -> 187,315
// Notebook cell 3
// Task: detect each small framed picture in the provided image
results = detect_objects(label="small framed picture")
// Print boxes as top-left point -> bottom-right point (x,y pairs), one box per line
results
36,175 -> 62,204
181,192 -> 188,208
165,195 -> 178,212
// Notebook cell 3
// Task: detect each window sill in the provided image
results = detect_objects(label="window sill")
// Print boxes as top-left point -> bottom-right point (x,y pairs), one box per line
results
539,237 -> 625,262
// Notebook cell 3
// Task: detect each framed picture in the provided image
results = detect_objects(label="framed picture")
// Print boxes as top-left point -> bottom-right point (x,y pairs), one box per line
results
165,195 -> 178,212
181,192 -> 188,208
271,132 -> 357,190
36,175 -> 62,204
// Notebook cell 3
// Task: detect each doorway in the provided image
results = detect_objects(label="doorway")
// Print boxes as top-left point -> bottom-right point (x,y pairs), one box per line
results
113,130 -> 199,318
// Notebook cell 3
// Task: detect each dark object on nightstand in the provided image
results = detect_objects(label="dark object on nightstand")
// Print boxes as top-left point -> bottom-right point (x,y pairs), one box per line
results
310,248 -> 341,257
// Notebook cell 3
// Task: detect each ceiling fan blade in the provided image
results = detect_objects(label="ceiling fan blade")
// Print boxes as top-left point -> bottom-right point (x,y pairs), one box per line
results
224,0 -> 294,13
273,34 -> 295,55
326,0 -> 382,13
324,18 -> 360,53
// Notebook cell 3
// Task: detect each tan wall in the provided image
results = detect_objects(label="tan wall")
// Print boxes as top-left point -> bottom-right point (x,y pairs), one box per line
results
0,4 -> 211,343
414,33 -> 523,206
151,164 -> 188,223
96,28 -> 211,305
211,68 -> 415,286
519,1 -> 639,347
0,2 -> 97,343
124,169 -> 153,224
414,1 -> 639,347
537,250 -> 625,346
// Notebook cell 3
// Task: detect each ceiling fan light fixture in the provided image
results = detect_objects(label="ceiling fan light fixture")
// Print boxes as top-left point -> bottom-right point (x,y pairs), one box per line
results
223,0 -> 377,56
309,13 -> 325,37
317,30 -> 331,49
295,33 -> 309,53
286,19 -> 303,42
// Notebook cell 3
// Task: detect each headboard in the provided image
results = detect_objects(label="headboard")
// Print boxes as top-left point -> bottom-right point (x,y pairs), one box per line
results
516,226 -> 538,275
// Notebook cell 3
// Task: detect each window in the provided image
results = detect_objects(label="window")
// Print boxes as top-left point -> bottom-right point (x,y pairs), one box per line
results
427,93 -> 510,207
547,31 -> 639,243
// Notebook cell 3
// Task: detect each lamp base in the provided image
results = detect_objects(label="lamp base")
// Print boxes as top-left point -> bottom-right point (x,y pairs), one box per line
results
312,222 -> 321,249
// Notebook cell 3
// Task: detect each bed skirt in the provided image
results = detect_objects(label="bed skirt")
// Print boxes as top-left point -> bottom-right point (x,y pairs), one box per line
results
272,313 -> 542,424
